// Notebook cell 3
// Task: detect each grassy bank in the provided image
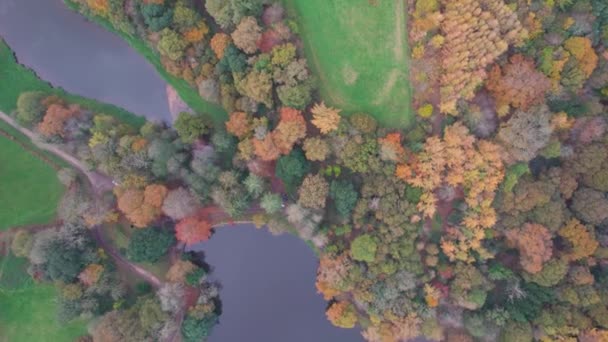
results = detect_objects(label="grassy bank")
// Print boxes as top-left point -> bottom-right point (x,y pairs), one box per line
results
283,0 -> 413,128
63,0 -> 227,125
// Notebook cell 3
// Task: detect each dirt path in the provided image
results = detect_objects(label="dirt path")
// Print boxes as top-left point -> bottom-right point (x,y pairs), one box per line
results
0,111 -> 162,283
91,227 -> 162,288
0,111 -> 113,195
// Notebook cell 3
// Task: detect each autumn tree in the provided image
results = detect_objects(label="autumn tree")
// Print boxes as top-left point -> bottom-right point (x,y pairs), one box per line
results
311,102 -> 341,134
38,103 -> 81,138
253,134 -> 280,161
326,301 -> 357,328
396,123 -> 504,261
486,54 -> 551,115
235,70 -> 273,107
558,219 -> 599,261
302,137 -> 330,161
231,16 -> 261,54
115,183 -> 168,228
505,223 -> 553,274
225,111 -> 252,138
272,107 -> 307,154
378,132 -> 406,162
175,216 -> 212,245
439,0 -> 527,114
166,259 -> 197,283
298,174 -> 329,209
210,33 -> 231,59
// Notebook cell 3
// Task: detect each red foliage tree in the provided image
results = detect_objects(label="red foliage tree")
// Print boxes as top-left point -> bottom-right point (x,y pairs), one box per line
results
175,216 -> 213,245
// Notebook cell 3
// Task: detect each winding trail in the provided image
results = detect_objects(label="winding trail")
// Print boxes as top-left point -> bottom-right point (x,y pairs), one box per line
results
0,111 -> 113,195
0,111 -> 161,287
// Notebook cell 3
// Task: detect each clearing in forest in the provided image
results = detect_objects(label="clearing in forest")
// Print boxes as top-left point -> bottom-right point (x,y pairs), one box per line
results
284,0 -> 412,128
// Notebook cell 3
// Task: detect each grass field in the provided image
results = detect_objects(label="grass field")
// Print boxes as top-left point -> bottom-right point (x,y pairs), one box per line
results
0,39 -> 145,128
0,133 -> 64,230
0,286 -> 88,342
284,0 -> 413,128
63,0 -> 228,126
0,252 -> 88,342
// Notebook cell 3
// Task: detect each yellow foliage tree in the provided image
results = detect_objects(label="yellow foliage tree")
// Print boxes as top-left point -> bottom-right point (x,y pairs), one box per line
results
311,102 -> 341,134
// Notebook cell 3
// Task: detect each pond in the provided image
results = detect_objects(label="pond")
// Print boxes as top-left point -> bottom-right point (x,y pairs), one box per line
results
0,1 -> 364,341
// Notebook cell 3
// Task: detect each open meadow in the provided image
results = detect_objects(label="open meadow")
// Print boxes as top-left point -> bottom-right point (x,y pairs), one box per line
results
284,0 -> 412,127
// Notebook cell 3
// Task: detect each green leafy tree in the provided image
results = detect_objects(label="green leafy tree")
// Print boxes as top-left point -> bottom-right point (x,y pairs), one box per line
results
16,91 -> 47,126
141,3 -> 173,32
244,173 -> 266,199
174,112 -> 209,143
330,180 -> 358,219
260,192 -> 283,214
275,149 -> 310,193
181,314 -> 218,342
350,234 -> 377,262
127,227 -> 175,263
158,28 -> 188,61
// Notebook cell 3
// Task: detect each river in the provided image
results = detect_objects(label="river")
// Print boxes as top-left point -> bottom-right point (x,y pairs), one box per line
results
0,1 -> 363,341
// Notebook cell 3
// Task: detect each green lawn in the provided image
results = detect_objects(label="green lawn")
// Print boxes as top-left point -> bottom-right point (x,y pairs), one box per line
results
0,134 -> 64,230
0,39 -> 145,128
284,0 -> 413,128
63,0 -> 228,126
0,285 -> 87,342
0,252 -> 88,342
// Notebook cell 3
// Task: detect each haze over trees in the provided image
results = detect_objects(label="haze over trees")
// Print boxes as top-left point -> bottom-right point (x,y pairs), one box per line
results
5,0 -> 608,341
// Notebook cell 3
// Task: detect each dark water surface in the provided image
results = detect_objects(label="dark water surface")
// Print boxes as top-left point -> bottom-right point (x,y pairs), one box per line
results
0,1 -> 363,341
0,0 -> 170,122
191,226 -> 364,342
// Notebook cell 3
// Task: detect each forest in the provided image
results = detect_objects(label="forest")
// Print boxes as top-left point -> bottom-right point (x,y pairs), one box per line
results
1,0 -> 608,341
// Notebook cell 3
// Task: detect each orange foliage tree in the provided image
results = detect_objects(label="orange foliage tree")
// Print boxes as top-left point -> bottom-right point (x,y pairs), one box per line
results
378,132 -> 406,162
486,54 -> 551,116
505,223 -> 553,274
86,0 -> 109,16
225,111 -> 252,138
564,37 -> 599,79
210,33 -> 231,59
326,301 -> 357,329
38,104 -> 81,138
175,216 -> 212,245
272,107 -> 307,154
396,123 -> 504,262
115,183 -> 168,228
253,134 -> 280,161
439,0 -> 527,114
558,219 -> 599,261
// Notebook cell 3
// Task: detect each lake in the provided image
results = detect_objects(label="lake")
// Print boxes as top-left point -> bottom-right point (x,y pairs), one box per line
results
0,1 -> 363,341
